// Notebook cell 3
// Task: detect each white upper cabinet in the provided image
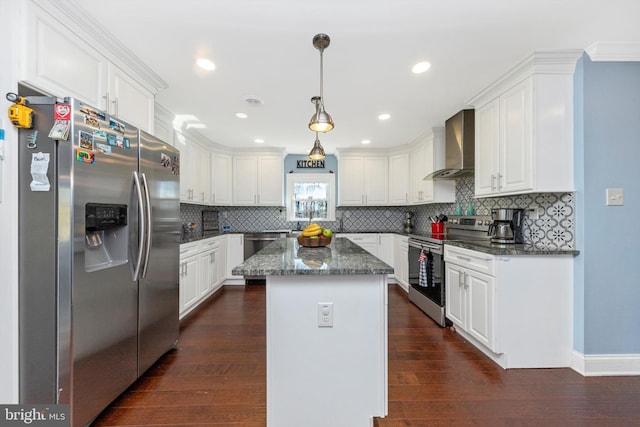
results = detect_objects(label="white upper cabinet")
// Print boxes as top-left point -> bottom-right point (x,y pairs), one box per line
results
338,154 -> 388,206
468,50 -> 582,197
388,153 -> 410,205
211,151 -> 233,206
21,0 -> 164,132
232,153 -> 284,206
175,134 -> 211,204
410,128 -> 455,204
106,63 -> 155,131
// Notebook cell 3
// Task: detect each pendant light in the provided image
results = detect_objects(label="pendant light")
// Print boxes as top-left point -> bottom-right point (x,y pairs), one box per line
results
308,132 -> 326,160
309,33 -> 334,133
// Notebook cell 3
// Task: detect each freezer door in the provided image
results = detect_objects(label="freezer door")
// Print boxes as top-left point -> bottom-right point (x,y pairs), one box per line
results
64,100 -> 140,426
137,130 -> 180,375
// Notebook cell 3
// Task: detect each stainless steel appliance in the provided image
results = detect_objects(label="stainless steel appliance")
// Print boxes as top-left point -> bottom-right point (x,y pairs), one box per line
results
488,208 -> 524,244
202,210 -> 219,237
424,109 -> 475,179
18,88 -> 180,426
408,216 -> 490,326
243,231 -> 289,283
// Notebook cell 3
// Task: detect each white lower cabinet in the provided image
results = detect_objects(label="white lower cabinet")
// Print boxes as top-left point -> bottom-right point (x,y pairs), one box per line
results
393,235 -> 409,290
444,244 -> 573,369
225,234 -> 245,283
179,236 -> 228,317
445,261 -> 495,351
339,234 -> 378,256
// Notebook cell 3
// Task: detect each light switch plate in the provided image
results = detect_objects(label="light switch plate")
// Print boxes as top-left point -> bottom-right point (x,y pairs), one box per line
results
606,188 -> 624,206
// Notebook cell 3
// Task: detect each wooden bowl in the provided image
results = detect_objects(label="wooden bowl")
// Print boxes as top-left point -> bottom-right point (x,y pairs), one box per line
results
297,235 -> 331,247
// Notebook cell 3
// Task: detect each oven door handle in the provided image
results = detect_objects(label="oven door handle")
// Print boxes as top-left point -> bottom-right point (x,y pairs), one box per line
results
408,240 -> 442,255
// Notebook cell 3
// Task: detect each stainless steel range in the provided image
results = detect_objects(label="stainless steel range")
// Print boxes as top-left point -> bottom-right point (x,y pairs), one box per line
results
408,216 -> 491,326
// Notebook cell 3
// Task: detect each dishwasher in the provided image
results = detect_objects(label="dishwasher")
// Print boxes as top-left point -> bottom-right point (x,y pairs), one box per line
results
243,232 -> 289,283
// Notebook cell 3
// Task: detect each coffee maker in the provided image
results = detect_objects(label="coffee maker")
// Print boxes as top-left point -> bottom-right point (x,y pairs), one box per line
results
488,208 -> 524,244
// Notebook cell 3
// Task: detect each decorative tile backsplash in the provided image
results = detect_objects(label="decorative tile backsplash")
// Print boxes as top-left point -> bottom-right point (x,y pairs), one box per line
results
181,176 -> 575,249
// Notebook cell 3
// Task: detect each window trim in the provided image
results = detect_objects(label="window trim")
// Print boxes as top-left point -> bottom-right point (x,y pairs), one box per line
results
286,173 -> 336,222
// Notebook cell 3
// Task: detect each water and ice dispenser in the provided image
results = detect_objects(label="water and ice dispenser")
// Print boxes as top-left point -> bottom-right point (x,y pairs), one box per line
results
84,203 -> 128,272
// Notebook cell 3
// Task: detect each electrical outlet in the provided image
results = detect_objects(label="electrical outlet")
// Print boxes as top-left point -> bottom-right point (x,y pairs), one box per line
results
317,302 -> 333,327
527,206 -> 540,220
606,188 -> 624,206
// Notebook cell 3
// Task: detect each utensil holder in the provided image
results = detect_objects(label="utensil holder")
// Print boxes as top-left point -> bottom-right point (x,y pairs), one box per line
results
431,222 -> 444,234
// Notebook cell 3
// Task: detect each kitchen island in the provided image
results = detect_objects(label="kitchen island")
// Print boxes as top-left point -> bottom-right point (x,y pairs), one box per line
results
233,237 -> 393,427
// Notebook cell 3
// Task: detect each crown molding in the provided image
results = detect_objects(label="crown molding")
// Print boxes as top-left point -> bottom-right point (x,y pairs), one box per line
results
585,42 -> 640,62
465,49 -> 583,106
33,0 -> 168,92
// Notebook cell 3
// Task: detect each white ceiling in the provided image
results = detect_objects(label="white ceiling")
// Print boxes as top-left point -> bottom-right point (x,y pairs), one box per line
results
79,0 -> 640,154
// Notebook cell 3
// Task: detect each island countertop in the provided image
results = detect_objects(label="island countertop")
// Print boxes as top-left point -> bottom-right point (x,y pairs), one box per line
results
232,237 -> 394,276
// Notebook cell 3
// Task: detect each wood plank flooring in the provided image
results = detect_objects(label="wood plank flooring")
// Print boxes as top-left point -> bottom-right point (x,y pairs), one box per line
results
93,285 -> 640,426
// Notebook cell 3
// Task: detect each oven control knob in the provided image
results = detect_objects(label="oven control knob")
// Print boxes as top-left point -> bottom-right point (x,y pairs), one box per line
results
484,220 -> 491,225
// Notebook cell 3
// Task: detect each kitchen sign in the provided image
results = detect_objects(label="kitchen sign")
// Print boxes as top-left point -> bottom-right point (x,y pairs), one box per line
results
296,159 -> 325,169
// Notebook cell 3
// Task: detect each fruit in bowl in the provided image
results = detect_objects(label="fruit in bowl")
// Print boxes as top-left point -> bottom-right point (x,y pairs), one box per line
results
297,223 -> 332,247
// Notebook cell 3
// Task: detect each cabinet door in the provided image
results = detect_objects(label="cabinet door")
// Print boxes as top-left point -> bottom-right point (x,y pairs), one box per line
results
154,118 -> 174,147
388,154 -> 410,205
363,156 -> 388,205
338,157 -> 364,205
466,270 -> 496,351
180,256 -> 199,313
257,155 -> 283,205
393,236 -> 408,286
410,143 -> 427,203
211,152 -> 233,205
198,251 -> 215,298
215,243 -> 226,285
198,146 -> 211,205
107,63 -> 154,132
421,138 -> 435,201
24,2 -> 107,108
445,264 -> 465,329
175,136 -> 198,202
377,234 -> 394,267
232,156 -> 258,205
500,80 -> 533,194
226,234 -> 245,280
475,98 -> 500,196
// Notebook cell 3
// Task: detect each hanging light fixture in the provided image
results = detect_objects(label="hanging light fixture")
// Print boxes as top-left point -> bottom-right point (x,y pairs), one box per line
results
309,33 -> 334,133
308,132 -> 326,160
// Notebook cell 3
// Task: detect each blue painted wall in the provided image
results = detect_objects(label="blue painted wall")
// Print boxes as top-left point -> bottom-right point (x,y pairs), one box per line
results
574,55 -> 640,354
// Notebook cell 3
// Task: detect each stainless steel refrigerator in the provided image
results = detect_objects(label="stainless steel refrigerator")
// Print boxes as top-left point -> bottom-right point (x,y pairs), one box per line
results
18,86 -> 180,426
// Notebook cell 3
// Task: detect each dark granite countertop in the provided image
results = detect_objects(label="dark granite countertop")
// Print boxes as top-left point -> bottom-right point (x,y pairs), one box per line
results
232,237 -> 394,276
445,240 -> 579,256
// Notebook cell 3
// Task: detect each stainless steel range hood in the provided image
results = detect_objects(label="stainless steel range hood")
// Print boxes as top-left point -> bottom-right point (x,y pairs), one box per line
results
425,109 -> 475,180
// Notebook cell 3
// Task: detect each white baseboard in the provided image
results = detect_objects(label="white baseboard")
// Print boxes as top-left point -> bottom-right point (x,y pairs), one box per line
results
572,351 -> 640,376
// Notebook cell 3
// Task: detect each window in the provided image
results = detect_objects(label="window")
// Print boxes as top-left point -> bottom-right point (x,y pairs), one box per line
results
286,173 -> 335,222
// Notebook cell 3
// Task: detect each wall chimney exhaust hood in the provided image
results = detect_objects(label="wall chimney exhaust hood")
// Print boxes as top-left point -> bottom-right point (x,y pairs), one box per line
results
425,109 -> 475,180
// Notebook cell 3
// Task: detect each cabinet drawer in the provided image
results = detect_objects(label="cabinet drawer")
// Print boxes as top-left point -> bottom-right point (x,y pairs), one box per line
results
444,245 -> 495,276
200,237 -> 221,251
180,241 -> 201,259
339,234 -> 378,244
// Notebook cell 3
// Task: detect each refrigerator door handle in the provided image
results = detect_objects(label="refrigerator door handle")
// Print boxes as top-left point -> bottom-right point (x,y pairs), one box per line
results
131,171 -> 146,282
140,172 -> 153,278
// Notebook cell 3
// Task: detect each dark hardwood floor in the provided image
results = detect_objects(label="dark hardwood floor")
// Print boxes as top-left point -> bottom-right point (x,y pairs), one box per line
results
93,285 -> 640,426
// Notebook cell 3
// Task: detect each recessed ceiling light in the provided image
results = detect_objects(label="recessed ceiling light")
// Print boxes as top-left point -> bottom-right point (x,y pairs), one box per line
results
235,112 -> 248,119
378,113 -> 391,121
196,58 -> 216,71
254,139 -> 264,144
412,61 -> 432,74
361,139 -> 371,145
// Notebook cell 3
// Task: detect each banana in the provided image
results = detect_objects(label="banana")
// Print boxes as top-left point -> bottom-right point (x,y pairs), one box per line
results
301,223 -> 323,237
